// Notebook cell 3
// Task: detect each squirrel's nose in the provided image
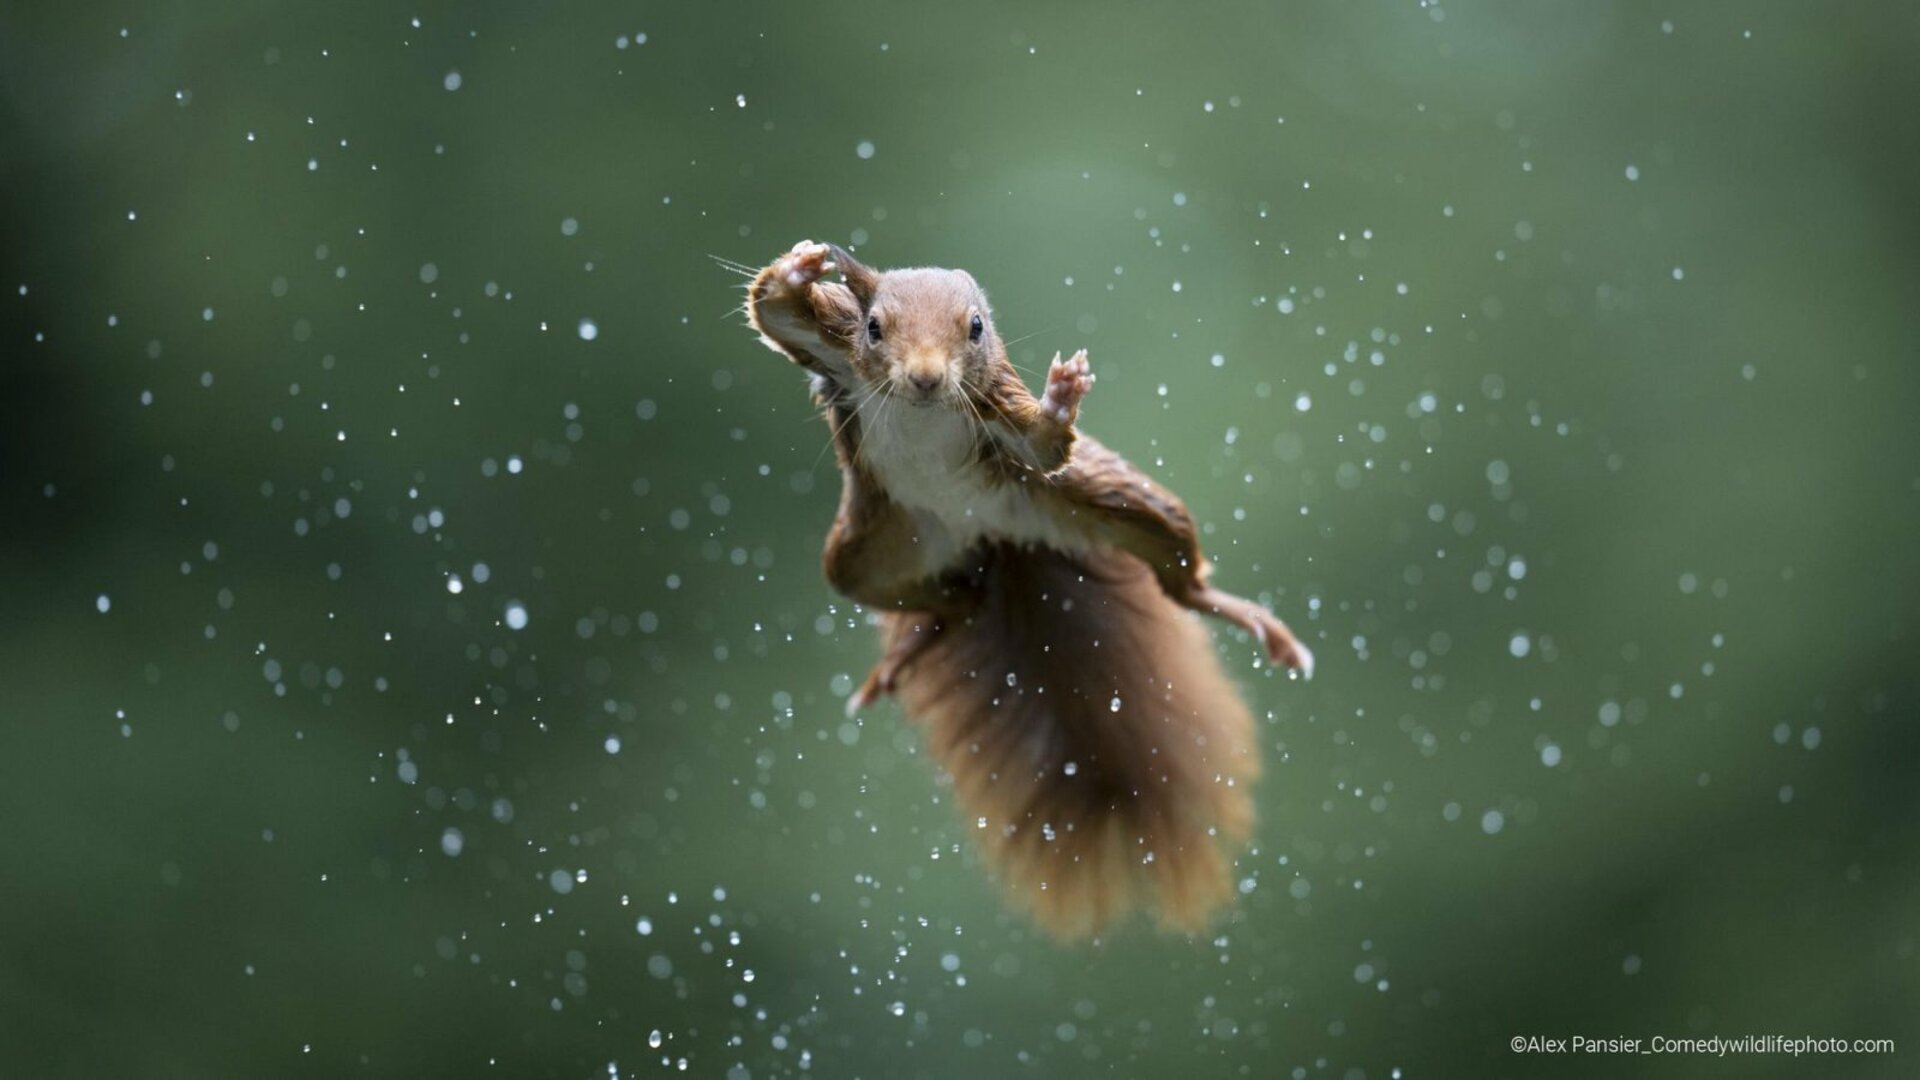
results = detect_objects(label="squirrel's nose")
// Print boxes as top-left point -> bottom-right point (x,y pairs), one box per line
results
907,371 -> 942,394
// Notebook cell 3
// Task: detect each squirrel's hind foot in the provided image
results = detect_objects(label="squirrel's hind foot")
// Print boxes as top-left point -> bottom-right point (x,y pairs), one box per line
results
847,615 -> 946,716
1247,609 -> 1315,680
1184,584 -> 1315,680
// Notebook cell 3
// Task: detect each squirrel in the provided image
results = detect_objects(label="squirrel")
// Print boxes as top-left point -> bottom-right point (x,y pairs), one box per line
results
743,240 -> 1314,938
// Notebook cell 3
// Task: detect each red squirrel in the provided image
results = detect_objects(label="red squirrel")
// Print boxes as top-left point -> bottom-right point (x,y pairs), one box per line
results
744,240 -> 1314,937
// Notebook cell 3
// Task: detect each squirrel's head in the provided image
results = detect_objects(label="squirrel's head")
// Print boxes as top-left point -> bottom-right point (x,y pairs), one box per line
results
829,245 -> 1002,407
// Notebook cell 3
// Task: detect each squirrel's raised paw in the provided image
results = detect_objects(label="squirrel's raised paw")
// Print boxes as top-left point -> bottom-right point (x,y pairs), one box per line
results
771,240 -> 837,292
1042,349 -> 1095,423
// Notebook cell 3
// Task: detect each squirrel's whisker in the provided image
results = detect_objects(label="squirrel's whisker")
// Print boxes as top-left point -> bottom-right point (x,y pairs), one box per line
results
707,253 -> 758,277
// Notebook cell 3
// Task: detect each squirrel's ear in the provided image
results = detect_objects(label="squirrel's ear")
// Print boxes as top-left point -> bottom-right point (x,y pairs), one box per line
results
826,243 -> 878,306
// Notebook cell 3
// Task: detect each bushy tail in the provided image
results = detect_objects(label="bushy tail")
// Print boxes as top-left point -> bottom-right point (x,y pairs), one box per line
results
886,543 -> 1260,938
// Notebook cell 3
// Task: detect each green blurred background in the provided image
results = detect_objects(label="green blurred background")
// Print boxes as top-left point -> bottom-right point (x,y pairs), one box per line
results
3,2 -> 1917,1077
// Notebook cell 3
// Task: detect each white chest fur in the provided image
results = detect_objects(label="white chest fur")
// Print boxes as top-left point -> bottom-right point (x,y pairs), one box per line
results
856,396 -> 1089,568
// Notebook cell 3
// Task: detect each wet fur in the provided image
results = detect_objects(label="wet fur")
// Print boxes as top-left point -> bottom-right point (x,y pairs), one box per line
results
884,544 -> 1257,937
744,241 -> 1310,938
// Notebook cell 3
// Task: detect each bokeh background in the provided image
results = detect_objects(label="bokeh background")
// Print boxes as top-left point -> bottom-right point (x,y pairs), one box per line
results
3,2 -> 1917,1077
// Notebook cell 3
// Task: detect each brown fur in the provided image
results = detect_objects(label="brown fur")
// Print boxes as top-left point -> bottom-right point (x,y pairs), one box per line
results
884,543 -> 1258,938
741,241 -> 1311,937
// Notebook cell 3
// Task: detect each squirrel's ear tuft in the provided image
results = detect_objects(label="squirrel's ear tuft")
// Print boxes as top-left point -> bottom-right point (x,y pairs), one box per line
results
827,243 -> 878,305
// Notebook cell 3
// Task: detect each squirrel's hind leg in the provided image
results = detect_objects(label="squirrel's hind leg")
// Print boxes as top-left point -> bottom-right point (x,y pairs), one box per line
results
1070,457 -> 1315,678
824,480 -> 980,713
846,614 -> 945,716
1178,584 -> 1315,679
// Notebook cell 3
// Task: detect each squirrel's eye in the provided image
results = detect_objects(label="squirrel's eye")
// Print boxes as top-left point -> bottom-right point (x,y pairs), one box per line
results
968,314 -> 984,343
866,316 -> 882,342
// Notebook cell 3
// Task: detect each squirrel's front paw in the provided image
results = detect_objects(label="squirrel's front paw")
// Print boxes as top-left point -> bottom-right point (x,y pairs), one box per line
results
1042,349 -> 1095,423
769,240 -> 837,293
